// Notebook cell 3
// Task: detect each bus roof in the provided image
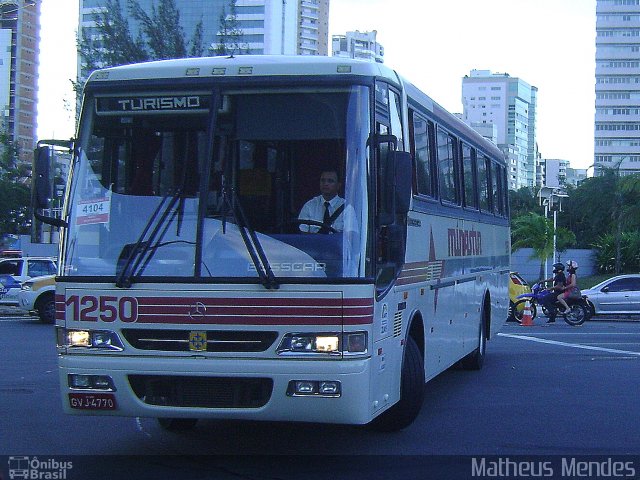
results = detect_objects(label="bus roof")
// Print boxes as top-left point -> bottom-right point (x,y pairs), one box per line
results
86,54 -> 504,163
86,55 -> 401,84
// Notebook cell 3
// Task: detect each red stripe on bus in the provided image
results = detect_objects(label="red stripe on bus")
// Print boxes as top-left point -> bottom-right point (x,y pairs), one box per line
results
135,314 -> 373,325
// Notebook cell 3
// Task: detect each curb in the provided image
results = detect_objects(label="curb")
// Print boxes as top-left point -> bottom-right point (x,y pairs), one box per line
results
588,316 -> 640,323
0,307 -> 31,316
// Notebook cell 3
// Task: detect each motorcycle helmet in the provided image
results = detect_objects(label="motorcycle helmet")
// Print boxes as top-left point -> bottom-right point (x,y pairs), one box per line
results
566,260 -> 578,271
552,262 -> 565,273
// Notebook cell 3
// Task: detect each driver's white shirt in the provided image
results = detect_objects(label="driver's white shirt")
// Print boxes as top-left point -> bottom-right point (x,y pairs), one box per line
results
298,195 -> 345,233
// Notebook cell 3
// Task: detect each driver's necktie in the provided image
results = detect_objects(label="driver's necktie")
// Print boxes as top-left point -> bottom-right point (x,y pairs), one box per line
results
319,201 -> 330,234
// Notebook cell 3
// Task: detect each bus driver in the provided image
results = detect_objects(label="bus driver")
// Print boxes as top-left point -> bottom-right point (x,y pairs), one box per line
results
298,170 -> 346,233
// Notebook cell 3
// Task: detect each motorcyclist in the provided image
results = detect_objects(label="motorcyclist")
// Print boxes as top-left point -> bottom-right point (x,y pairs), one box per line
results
543,262 -> 570,321
563,260 -> 579,300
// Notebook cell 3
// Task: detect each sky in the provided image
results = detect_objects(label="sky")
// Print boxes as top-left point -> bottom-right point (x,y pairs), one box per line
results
37,0 -> 596,169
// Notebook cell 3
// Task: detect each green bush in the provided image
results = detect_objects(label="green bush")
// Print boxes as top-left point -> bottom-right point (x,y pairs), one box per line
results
592,232 -> 640,273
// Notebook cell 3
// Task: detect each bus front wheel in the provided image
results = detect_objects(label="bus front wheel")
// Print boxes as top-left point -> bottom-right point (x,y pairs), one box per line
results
366,336 -> 424,432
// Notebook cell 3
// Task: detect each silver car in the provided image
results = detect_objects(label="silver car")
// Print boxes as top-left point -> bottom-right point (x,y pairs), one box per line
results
582,274 -> 640,315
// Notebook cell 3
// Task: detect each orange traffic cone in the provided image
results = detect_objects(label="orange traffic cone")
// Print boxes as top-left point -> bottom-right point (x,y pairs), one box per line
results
521,300 -> 533,326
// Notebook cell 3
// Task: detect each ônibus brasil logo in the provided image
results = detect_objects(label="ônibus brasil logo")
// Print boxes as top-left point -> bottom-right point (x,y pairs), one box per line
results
7,456 -> 73,480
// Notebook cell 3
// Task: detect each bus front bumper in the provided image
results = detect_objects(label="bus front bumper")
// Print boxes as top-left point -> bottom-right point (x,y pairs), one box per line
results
59,354 -> 376,425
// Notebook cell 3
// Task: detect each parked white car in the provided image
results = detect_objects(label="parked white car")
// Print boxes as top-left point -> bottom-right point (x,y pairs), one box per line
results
0,274 -> 22,306
0,256 -> 57,283
0,256 -> 57,308
582,274 -> 640,316
18,274 -> 56,324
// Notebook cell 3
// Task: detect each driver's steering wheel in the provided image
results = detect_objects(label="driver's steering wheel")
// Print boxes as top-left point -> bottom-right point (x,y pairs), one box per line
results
277,219 -> 338,234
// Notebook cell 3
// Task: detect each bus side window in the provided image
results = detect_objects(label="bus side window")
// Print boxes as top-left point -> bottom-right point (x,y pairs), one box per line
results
410,111 -> 434,197
501,165 -> 510,217
494,163 -> 507,216
461,143 -> 477,209
436,126 -> 458,204
477,154 -> 490,212
491,162 -> 501,215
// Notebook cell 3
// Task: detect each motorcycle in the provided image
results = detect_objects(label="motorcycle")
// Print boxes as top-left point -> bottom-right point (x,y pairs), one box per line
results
512,282 -> 590,326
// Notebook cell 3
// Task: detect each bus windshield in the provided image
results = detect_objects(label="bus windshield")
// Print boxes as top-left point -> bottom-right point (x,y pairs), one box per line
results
63,84 -> 372,283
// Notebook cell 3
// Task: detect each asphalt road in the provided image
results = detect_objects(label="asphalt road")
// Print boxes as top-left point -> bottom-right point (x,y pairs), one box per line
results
1,313 -> 640,479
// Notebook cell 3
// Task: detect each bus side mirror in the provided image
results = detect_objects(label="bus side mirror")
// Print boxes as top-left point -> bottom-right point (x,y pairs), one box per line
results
392,151 -> 412,216
32,144 -> 67,228
34,146 -> 52,210
381,150 -> 412,220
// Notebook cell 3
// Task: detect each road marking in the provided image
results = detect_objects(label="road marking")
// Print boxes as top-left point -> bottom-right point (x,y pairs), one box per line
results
498,332 -> 640,356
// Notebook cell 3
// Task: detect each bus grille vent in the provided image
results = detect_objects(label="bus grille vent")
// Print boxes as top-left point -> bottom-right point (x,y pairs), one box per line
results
121,329 -> 278,352
128,375 -> 273,409
393,311 -> 403,337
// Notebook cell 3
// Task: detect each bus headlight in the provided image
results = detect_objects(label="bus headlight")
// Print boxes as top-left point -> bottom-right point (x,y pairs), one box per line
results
277,332 -> 367,355
57,328 -> 124,351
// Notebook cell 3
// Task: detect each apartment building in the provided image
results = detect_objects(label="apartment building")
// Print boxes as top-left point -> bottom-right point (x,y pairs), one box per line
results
595,0 -> 640,176
0,0 -> 40,165
462,69 -> 538,191
332,30 -> 384,63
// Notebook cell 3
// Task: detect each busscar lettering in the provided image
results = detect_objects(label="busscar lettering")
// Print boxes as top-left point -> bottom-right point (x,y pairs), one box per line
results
116,96 -> 201,111
448,228 -> 482,257
248,262 -> 326,272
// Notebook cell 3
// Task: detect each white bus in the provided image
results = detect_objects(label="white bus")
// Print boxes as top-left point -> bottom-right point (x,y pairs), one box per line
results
37,56 -> 509,431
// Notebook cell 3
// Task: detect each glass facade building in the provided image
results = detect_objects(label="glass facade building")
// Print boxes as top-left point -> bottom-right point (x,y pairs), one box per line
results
80,0 -> 329,61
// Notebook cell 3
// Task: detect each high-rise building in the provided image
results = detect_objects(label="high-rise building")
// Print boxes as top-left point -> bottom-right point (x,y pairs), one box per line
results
332,30 -> 384,63
79,1 -> 329,64
298,0 -> 329,56
0,0 -> 40,166
595,0 -> 640,176
462,69 -> 538,191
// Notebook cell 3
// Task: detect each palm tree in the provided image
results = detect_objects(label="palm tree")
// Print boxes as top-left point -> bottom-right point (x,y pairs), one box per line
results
511,213 -> 576,280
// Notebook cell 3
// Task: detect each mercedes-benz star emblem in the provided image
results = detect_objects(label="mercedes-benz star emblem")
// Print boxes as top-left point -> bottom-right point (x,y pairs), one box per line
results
188,302 -> 207,320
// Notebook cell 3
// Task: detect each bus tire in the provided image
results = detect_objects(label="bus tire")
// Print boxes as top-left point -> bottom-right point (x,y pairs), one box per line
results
460,311 -> 486,370
157,418 -> 198,431
366,336 -> 424,432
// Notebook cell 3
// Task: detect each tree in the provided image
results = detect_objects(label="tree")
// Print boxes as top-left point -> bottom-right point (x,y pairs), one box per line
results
0,130 -> 20,180
78,0 -> 147,73
129,0 -> 188,59
78,0 -> 206,73
593,232 -> 640,273
511,212 -> 576,280
75,0 -> 207,124
0,130 -> 30,235
508,187 -> 541,219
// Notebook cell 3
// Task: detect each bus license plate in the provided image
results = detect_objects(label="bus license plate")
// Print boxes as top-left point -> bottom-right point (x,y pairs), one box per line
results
69,393 -> 117,410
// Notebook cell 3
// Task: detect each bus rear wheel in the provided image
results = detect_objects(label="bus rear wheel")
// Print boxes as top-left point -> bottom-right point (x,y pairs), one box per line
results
367,336 -> 424,432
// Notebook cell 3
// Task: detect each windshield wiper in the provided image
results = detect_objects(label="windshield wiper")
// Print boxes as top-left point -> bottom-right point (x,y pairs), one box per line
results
221,180 -> 279,290
115,188 -> 183,288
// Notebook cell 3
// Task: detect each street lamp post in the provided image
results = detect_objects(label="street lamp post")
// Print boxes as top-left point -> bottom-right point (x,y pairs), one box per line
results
539,187 -> 568,278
